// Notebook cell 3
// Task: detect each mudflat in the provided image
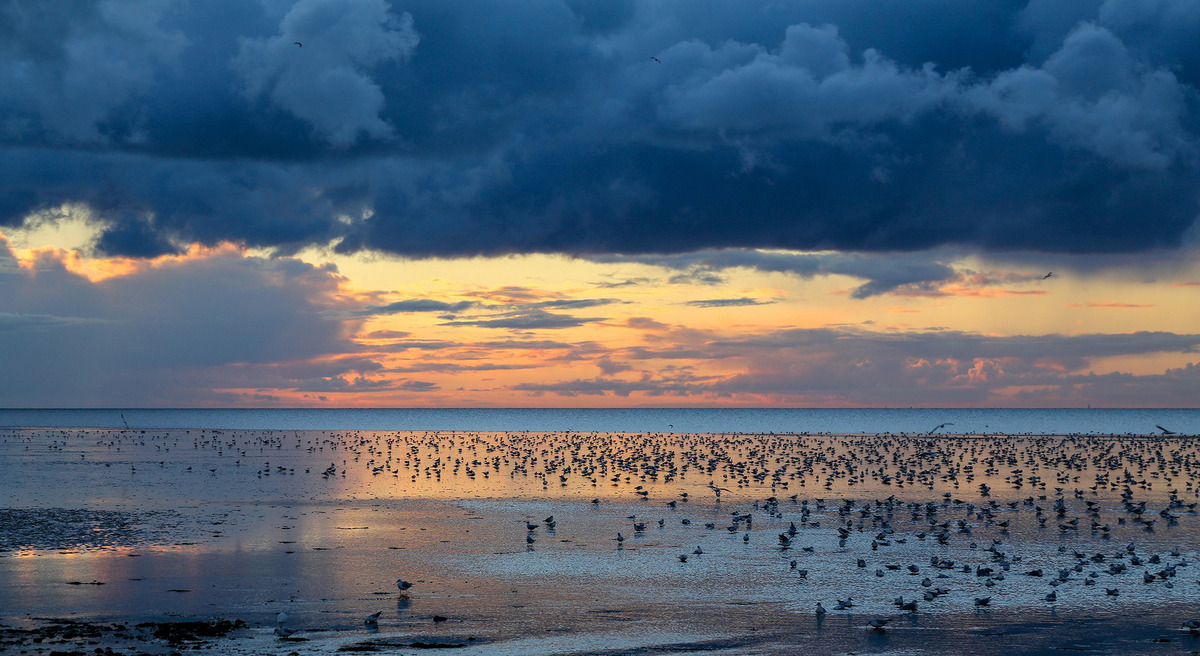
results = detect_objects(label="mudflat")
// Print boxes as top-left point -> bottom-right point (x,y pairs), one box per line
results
2,428 -> 1199,654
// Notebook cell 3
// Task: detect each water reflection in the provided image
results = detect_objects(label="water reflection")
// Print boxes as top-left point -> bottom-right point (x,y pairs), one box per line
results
2,428 -> 1200,653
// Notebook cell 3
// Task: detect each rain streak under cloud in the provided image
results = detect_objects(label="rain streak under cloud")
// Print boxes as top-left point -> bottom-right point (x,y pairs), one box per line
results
1,0 -> 1199,407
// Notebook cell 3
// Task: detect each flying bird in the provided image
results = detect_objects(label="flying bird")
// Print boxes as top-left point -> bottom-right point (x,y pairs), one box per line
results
293,41 -> 303,47
651,56 -> 661,62
1042,272 -> 1054,279
928,422 -> 954,435
1157,425 -> 1177,435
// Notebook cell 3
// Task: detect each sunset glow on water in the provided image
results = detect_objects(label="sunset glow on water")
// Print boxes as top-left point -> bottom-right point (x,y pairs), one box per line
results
4,427 -> 1200,654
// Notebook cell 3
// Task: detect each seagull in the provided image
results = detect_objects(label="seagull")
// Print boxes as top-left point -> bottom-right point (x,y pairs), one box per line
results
1157,425 -> 1177,435
396,578 -> 413,593
651,56 -> 660,62
928,423 -> 954,435
276,611 -> 288,626
1042,272 -> 1053,280
294,41 -> 303,47
364,611 -> 382,625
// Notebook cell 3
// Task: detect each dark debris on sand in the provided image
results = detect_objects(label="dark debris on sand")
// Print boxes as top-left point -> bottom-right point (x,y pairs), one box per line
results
0,617 -> 248,655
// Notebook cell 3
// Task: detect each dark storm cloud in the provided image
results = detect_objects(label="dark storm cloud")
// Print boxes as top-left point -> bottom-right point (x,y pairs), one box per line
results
3,0 -> 1200,258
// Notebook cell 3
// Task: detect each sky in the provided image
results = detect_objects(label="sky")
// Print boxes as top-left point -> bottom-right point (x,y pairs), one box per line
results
1,0 -> 1199,408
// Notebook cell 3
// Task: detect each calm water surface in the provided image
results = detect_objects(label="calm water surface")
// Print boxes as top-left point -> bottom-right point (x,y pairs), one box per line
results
1,407 -> 1199,434
2,425 -> 1200,654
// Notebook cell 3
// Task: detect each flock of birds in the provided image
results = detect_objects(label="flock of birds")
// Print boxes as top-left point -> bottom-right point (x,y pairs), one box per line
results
8,424 -> 1200,638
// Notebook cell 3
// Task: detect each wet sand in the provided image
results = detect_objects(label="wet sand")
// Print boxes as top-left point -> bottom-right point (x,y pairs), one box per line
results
2,428 -> 1200,654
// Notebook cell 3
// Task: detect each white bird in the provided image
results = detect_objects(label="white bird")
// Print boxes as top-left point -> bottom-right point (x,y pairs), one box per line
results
276,611 -> 288,626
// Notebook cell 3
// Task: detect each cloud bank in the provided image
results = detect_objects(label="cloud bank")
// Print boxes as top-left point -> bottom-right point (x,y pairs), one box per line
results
0,0 -> 1197,261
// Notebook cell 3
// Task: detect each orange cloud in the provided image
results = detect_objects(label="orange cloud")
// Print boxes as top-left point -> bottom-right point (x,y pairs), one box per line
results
1067,302 -> 1154,309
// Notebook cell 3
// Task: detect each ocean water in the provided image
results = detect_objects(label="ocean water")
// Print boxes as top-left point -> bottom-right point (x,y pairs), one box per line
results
0,407 -> 1197,434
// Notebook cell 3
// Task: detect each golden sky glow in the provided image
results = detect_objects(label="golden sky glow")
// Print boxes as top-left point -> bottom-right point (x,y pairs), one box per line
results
2,214 -> 1198,408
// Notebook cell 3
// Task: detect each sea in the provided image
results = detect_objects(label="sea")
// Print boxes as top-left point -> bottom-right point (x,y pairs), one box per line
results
0,407 -> 1197,434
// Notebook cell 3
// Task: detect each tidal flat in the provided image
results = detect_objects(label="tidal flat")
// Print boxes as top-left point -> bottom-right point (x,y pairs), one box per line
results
2,427 -> 1200,655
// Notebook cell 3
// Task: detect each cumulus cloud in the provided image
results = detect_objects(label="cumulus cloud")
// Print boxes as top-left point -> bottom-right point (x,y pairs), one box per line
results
0,0 -> 188,143
233,0 -> 418,146
656,24 -> 958,139
965,23 -> 1191,169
